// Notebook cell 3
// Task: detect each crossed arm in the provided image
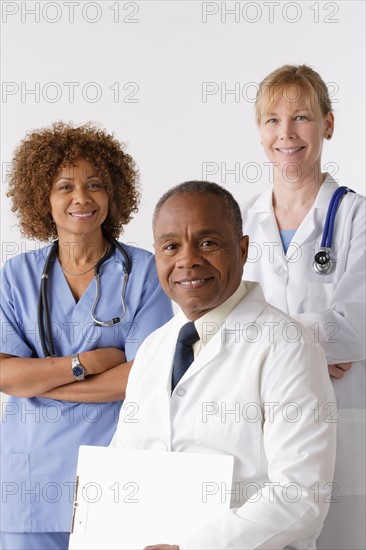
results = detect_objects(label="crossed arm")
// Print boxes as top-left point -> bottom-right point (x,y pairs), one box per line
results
0,348 -> 132,402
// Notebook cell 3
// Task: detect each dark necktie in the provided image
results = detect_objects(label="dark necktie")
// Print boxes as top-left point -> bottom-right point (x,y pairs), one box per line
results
171,322 -> 200,392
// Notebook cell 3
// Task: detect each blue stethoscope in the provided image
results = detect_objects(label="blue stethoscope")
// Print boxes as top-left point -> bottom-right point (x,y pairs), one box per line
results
313,186 -> 355,275
38,232 -> 131,357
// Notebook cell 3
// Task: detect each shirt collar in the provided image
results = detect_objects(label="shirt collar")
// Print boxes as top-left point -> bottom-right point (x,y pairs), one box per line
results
177,281 -> 248,352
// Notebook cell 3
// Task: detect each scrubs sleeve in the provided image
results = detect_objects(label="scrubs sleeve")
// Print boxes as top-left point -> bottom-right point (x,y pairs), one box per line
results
0,266 -> 33,357
124,254 -> 173,360
295,198 -> 366,364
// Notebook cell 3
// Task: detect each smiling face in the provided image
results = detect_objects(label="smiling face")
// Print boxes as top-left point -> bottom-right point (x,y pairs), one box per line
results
154,192 -> 248,320
49,157 -> 109,241
258,86 -> 334,183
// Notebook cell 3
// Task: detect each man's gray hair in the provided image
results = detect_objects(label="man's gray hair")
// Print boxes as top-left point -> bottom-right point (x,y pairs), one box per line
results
153,181 -> 243,240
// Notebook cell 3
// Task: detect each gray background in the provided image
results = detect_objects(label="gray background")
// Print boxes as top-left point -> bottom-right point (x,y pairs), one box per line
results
1,0 -> 365,259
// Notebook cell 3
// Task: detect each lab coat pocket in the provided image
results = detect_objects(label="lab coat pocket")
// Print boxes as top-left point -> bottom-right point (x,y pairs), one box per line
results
306,281 -> 337,312
0,453 -> 32,531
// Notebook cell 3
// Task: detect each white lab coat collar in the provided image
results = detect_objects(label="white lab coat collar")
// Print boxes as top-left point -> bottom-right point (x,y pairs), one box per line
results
246,186 -> 273,213
171,282 -> 267,388
176,281 -> 248,355
245,173 -> 340,259
312,173 -> 340,210
291,174 -> 339,250
247,173 -> 339,214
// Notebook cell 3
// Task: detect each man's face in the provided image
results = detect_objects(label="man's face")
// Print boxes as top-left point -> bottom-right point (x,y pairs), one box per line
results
154,193 -> 248,320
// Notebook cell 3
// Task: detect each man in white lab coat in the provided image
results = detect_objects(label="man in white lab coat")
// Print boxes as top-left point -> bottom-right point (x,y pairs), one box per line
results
111,181 -> 337,550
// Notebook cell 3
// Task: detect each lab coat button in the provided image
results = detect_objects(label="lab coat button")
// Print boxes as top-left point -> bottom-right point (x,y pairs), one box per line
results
278,266 -> 287,274
176,387 -> 186,396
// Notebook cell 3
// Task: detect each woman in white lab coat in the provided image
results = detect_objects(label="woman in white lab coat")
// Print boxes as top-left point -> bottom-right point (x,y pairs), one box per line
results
241,64 -> 365,550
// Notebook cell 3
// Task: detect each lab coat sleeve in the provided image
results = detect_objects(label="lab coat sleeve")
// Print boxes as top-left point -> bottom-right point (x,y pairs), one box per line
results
179,339 -> 337,550
294,199 -> 366,364
124,253 -> 173,360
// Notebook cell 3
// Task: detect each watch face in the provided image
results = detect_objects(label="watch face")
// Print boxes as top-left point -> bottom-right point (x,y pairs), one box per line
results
73,366 -> 84,378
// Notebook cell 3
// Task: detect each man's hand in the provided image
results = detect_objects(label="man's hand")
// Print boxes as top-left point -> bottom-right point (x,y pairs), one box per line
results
328,362 -> 352,380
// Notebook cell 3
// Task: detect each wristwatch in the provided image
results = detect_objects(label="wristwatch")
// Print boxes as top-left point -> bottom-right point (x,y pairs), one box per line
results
71,354 -> 85,381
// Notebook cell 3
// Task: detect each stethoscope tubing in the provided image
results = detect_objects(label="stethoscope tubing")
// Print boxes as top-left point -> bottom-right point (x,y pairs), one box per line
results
38,233 -> 131,358
314,186 -> 355,274
38,241 -> 58,357
321,186 -> 354,249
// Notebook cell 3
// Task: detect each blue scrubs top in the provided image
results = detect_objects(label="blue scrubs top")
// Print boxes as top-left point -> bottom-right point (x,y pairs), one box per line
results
0,243 -> 173,533
279,229 -> 296,255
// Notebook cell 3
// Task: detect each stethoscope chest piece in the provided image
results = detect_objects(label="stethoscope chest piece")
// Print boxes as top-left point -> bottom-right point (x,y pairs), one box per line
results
313,248 -> 334,274
312,185 -> 355,275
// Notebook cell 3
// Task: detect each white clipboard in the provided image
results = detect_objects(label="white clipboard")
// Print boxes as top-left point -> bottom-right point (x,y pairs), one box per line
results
69,445 -> 234,550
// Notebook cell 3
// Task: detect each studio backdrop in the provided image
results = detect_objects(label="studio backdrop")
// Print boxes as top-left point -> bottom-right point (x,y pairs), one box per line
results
1,0 -> 365,259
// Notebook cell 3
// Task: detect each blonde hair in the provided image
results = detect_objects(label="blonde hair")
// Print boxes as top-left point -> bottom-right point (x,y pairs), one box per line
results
255,64 -> 332,123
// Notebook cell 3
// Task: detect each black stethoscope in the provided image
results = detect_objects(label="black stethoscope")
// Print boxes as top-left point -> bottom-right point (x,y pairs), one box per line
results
313,186 -> 355,275
38,232 -> 132,357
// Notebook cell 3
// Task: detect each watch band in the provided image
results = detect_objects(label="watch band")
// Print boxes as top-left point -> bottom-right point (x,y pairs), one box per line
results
71,353 -> 85,381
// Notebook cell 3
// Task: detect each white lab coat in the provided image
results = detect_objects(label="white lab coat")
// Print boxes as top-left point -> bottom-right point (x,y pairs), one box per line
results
241,175 -> 366,549
112,282 -> 336,550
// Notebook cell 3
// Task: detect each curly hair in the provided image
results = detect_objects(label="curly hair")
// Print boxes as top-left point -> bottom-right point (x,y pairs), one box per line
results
7,121 -> 140,241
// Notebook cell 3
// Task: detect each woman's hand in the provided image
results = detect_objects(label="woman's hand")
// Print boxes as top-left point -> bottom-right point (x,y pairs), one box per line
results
40,360 -> 133,402
328,362 -> 353,380
0,347 -> 126,398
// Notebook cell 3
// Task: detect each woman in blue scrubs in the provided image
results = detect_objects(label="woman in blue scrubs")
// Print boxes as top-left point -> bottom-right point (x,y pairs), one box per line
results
0,122 -> 173,550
